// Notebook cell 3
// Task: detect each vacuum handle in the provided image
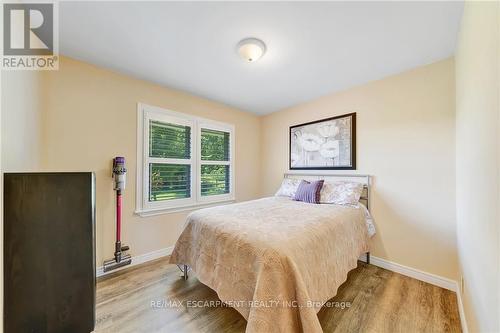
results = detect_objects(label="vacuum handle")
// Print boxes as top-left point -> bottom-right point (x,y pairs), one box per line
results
116,191 -> 122,242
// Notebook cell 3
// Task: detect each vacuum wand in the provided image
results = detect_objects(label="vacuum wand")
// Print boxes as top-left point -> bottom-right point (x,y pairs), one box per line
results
103,157 -> 132,273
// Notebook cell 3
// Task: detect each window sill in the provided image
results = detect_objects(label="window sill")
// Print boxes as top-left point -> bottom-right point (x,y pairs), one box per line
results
135,199 -> 236,217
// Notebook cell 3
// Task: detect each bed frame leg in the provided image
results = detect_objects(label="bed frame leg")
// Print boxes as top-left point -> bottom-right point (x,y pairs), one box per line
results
366,252 -> 370,265
183,265 -> 188,280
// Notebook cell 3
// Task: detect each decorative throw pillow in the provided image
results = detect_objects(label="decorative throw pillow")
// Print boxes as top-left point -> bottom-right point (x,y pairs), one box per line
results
275,178 -> 302,197
294,180 -> 324,204
320,181 -> 364,205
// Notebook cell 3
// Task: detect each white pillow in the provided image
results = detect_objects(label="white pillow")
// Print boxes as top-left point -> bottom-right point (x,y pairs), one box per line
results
275,178 -> 302,198
320,181 -> 364,205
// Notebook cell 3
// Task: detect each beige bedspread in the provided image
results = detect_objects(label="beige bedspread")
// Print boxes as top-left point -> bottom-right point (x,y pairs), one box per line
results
169,197 -> 369,333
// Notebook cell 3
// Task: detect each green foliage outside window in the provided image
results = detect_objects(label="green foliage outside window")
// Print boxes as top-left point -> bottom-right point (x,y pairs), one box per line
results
201,128 -> 230,196
149,164 -> 190,201
201,165 -> 230,196
149,121 -> 190,159
201,129 -> 230,161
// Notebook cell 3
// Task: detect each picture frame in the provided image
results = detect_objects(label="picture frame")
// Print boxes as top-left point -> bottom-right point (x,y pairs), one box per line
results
289,112 -> 356,170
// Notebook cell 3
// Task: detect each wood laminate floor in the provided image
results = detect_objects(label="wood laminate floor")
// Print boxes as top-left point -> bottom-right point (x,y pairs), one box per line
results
95,258 -> 461,333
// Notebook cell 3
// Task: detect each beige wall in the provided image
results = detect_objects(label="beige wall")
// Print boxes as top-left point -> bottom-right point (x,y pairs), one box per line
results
11,57 -> 261,266
261,58 -> 458,280
1,56 -> 459,282
455,1 -> 500,332
1,71 -> 44,171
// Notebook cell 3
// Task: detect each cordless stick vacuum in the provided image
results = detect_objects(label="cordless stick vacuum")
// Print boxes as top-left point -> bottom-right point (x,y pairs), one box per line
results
103,157 -> 132,273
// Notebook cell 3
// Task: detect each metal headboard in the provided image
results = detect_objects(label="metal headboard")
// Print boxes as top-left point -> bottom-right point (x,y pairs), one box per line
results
283,173 -> 371,211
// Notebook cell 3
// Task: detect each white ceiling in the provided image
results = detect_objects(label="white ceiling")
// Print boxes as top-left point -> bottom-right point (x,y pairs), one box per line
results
60,1 -> 464,115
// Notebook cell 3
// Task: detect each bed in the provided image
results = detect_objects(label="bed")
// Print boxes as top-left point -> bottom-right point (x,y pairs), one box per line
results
169,174 -> 374,333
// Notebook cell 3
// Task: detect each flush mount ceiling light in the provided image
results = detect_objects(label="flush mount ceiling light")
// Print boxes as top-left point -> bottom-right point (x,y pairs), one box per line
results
237,38 -> 266,63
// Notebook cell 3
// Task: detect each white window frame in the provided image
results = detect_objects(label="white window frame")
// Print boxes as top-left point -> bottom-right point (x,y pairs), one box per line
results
136,103 -> 235,216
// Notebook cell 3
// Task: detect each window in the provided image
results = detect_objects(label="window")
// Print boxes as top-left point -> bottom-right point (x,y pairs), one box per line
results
200,128 -> 231,197
136,103 -> 234,215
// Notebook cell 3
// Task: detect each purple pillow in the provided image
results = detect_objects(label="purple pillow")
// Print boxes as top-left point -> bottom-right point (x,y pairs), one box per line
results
293,180 -> 324,204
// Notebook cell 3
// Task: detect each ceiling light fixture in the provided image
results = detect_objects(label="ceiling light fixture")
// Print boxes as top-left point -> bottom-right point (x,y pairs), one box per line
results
237,38 -> 266,63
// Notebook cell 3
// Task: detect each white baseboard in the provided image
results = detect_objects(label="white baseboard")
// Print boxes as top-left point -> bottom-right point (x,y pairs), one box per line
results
360,253 -> 456,291
455,282 -> 469,333
96,246 -> 173,277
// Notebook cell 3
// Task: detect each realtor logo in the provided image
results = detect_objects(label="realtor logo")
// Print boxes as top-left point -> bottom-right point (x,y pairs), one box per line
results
2,2 -> 58,70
